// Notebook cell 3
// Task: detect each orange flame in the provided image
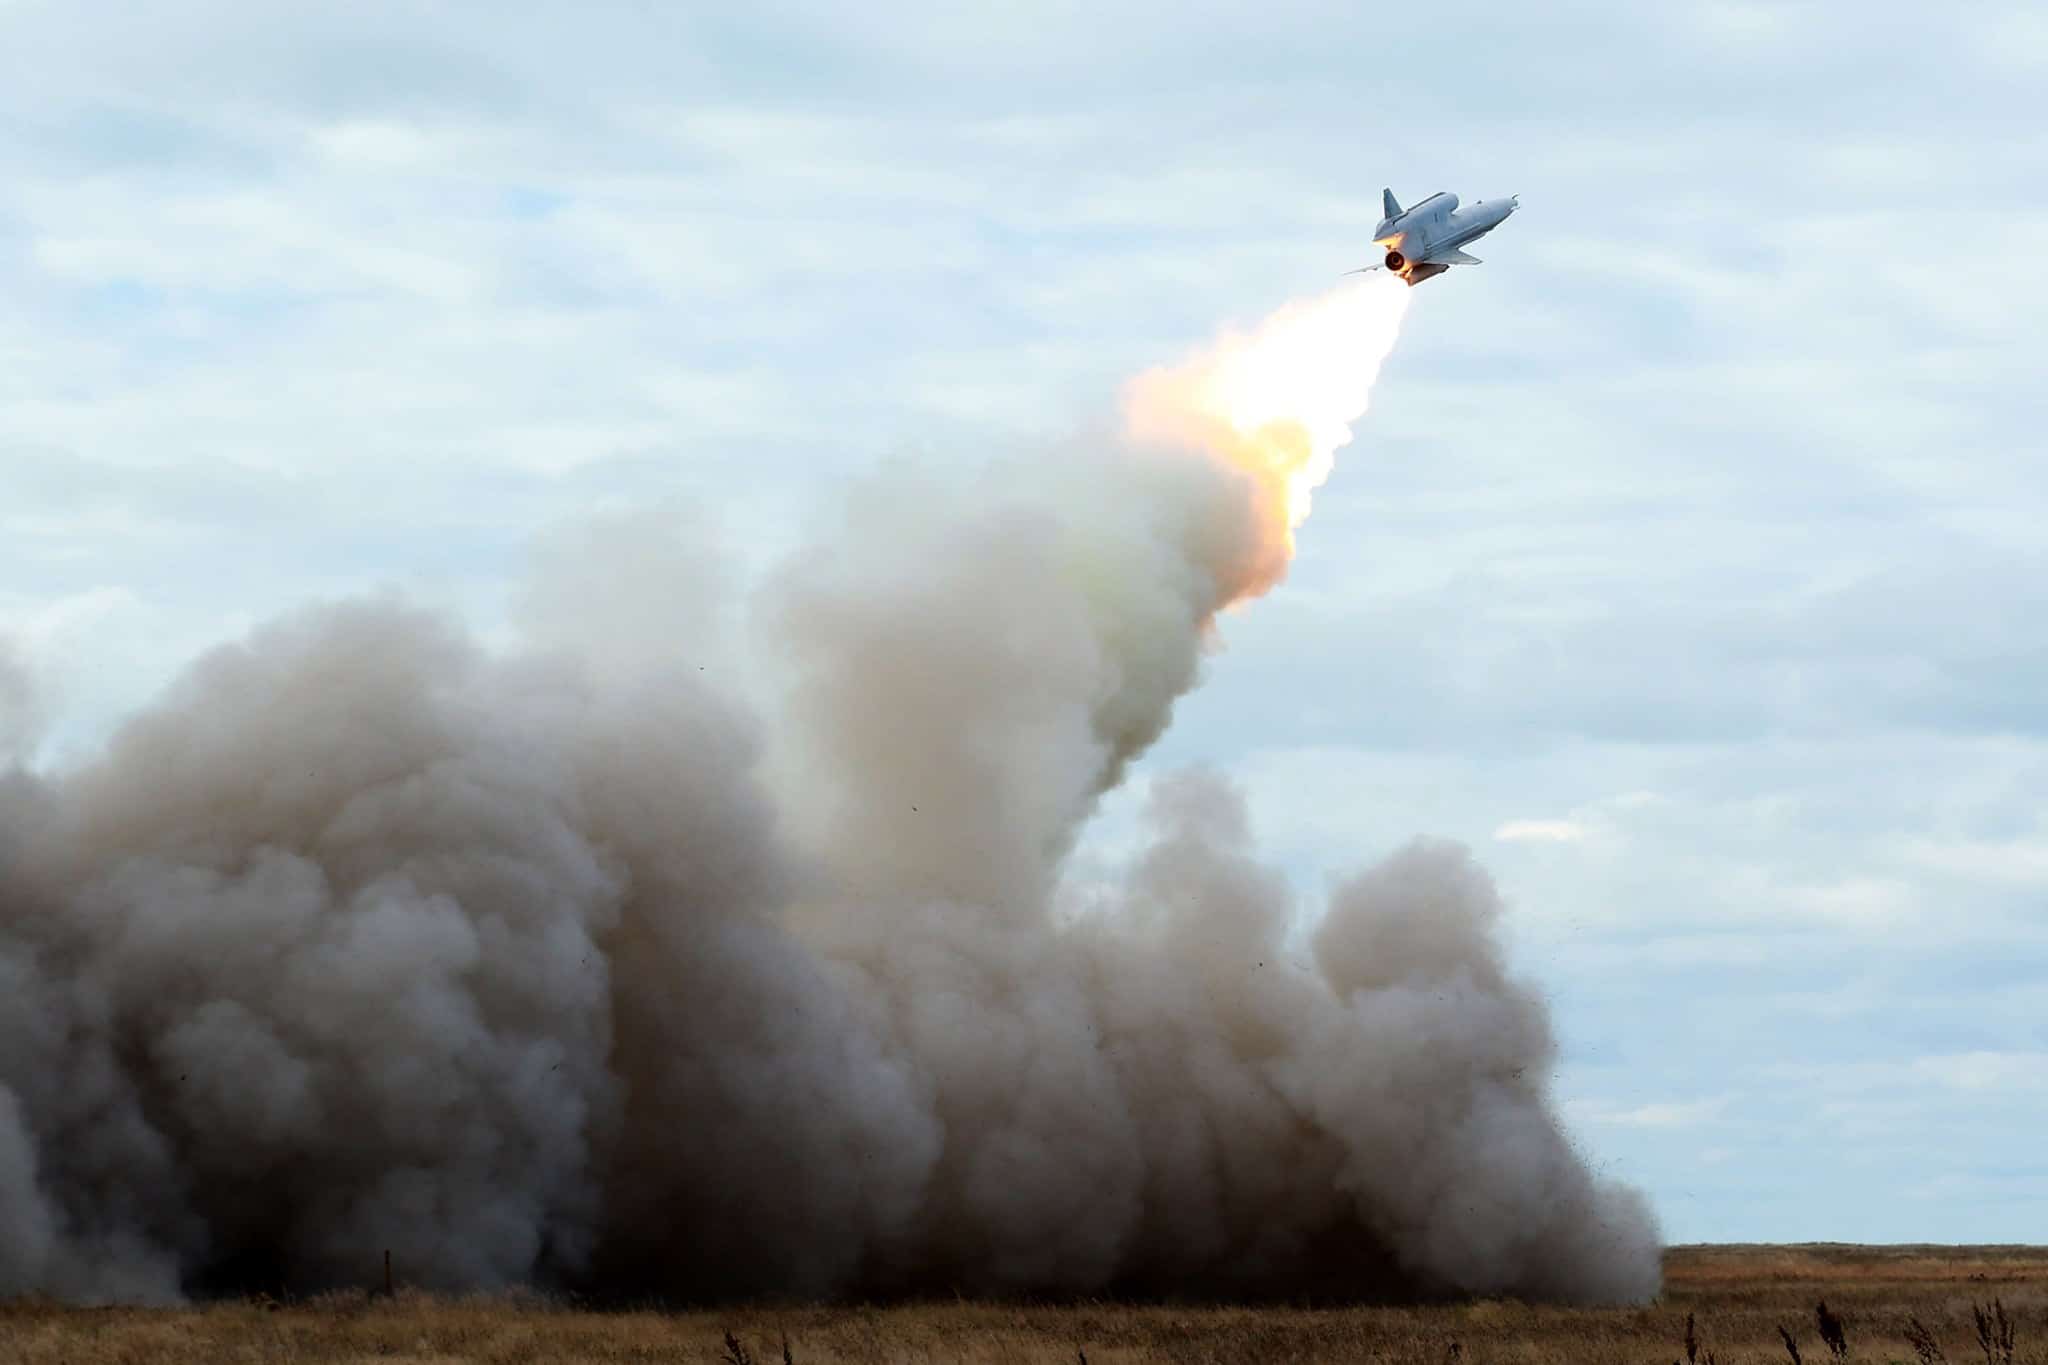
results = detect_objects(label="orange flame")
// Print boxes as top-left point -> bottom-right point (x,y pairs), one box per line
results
1123,275 -> 1412,593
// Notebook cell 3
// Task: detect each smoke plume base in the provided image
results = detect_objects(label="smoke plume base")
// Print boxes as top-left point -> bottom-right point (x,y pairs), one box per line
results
0,277 -> 1660,1305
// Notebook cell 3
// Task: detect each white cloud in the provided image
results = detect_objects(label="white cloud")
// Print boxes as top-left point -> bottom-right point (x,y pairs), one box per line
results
1969,10 -> 2048,72
1765,1053 -> 2048,1096
1782,876 -> 1919,925
1566,1096 -> 1728,1129
1912,1052 -> 2048,1092
310,117 -> 439,167
1494,819 -> 1590,844
0,633 -> 37,764
1902,830 -> 2048,886
1686,2 -> 1800,44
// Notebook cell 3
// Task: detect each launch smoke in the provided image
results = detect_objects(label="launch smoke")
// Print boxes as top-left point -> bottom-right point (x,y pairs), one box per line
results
0,278 -> 1660,1305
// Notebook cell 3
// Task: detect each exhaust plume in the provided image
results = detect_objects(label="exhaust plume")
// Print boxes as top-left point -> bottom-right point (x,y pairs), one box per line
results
0,278 -> 1660,1305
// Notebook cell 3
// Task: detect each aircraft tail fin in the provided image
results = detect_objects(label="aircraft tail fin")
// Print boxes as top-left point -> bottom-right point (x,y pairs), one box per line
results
1382,188 -> 1402,218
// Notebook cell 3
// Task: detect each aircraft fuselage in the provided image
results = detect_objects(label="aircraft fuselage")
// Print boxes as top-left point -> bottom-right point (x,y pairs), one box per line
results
1367,189 -> 1518,286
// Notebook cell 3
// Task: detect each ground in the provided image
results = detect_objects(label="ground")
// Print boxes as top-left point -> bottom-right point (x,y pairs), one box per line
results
0,1246 -> 2041,1363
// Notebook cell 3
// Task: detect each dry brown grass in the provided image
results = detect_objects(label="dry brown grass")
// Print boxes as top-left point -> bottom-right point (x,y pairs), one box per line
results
0,1245 -> 2042,1364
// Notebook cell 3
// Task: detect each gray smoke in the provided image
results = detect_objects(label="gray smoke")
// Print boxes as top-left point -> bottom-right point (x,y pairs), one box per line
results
0,434 -> 1660,1305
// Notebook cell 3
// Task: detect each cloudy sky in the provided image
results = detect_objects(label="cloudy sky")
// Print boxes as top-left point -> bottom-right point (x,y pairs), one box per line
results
3,0 -> 2044,1244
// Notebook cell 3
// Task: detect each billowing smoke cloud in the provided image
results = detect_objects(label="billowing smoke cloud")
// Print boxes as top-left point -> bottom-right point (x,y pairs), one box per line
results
0,280 -> 1660,1306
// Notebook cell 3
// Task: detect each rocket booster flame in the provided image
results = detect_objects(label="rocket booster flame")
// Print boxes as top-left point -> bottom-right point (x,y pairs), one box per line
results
1124,273 -> 1412,597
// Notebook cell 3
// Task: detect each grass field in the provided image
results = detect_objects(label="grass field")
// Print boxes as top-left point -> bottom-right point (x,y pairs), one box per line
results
1,1245 -> 2040,1363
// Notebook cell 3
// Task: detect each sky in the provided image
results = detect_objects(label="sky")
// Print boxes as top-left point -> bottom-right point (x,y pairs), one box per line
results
2,0 -> 2045,1245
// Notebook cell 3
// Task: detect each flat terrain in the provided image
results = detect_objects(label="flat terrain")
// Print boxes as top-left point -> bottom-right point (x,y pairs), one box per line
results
1,1245 -> 2041,1363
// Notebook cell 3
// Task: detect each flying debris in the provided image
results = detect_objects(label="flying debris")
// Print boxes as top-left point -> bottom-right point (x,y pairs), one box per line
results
1351,187 -> 1518,287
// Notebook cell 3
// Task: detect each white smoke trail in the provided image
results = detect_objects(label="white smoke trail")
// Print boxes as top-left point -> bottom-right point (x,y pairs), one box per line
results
0,279 -> 1661,1305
